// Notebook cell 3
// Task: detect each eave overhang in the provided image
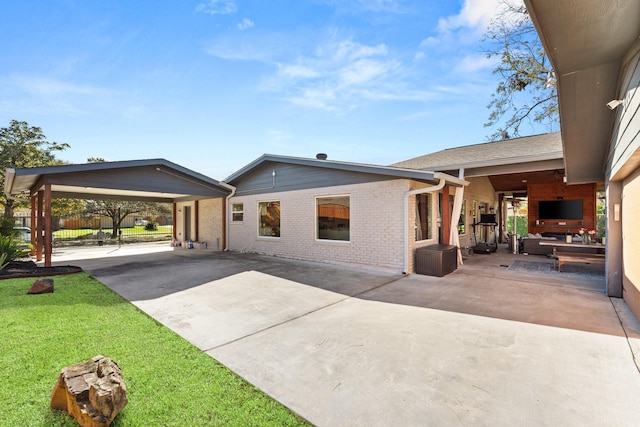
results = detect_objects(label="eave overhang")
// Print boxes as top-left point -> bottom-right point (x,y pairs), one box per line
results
525,0 -> 640,184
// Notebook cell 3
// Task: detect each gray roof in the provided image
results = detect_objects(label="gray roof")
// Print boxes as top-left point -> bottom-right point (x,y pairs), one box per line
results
224,154 -> 468,187
4,158 -> 232,202
392,132 -> 563,171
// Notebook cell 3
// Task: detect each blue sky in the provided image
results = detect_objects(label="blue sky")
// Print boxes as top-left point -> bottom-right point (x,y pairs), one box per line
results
0,0 -> 550,179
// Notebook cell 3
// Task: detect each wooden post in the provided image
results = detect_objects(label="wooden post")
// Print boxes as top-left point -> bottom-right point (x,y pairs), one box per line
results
36,191 -> 43,262
442,185 -> 451,245
172,203 -> 177,240
44,184 -> 52,267
30,196 -> 37,256
194,200 -> 199,242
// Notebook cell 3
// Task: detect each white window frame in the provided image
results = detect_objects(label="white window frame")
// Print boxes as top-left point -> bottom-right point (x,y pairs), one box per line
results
231,202 -> 244,223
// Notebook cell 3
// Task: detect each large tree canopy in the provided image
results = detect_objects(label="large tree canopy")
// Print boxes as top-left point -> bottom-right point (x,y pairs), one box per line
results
483,0 -> 559,140
0,120 -> 70,217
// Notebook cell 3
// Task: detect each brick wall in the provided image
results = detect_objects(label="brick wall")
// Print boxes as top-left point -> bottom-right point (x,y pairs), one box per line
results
229,180 -> 411,273
198,198 -> 223,250
175,199 -> 224,249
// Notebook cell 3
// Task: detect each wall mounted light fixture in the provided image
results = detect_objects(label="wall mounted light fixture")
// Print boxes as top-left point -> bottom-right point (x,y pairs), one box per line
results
607,99 -> 625,110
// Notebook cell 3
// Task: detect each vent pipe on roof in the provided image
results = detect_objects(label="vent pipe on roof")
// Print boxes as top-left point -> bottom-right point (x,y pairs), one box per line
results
316,153 -> 328,160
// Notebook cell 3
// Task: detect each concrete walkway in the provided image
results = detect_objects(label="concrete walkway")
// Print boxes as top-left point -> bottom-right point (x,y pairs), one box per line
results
51,244 -> 640,426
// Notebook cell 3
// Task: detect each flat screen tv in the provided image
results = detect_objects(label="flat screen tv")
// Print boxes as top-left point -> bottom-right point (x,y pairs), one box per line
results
538,199 -> 583,220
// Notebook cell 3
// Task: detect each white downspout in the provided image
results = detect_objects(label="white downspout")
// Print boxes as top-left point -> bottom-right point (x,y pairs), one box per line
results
403,176 -> 447,274
403,172 -> 469,274
220,182 -> 236,251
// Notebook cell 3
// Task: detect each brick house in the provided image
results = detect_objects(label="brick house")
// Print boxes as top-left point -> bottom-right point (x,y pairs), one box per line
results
224,154 -> 468,274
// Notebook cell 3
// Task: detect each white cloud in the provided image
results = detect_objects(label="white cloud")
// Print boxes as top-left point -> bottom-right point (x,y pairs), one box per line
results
418,0 -> 505,51
338,58 -> 397,86
0,74 -> 117,117
453,54 -> 495,73
237,18 -> 254,30
195,0 -> 237,15
437,0 -> 502,34
9,75 -> 108,97
414,0 -> 510,78
279,64 -> 319,79
320,0 -> 408,14
204,39 -> 269,61
266,38 -> 404,110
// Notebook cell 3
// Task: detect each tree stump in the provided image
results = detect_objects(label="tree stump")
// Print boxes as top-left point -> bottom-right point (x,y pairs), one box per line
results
50,355 -> 128,427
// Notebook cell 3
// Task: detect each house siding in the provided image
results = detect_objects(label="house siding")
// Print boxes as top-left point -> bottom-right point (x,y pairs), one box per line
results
229,180 -> 411,273
608,40 -> 640,181
607,39 -> 640,320
233,162 -> 395,196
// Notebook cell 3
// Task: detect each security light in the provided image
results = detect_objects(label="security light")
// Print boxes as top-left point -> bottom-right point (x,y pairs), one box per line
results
607,99 -> 625,110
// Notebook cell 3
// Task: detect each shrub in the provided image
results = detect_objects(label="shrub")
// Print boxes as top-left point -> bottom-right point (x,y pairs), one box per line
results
144,222 -> 158,231
0,235 -> 30,269
0,216 -> 15,237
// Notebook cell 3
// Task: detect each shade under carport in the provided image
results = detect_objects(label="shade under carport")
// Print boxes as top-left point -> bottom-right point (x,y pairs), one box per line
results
4,158 -> 232,267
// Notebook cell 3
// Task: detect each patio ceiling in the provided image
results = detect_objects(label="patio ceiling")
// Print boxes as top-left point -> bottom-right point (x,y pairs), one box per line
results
488,169 -> 566,193
4,159 -> 232,203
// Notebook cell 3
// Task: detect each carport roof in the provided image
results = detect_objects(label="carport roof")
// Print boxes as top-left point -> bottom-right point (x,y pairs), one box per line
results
4,158 -> 232,202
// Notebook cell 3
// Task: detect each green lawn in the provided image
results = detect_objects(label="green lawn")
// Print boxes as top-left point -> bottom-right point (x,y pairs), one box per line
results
53,225 -> 173,241
0,273 -> 308,426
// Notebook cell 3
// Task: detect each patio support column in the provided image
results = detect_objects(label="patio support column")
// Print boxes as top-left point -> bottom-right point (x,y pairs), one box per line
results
606,179 -> 622,297
30,195 -> 36,256
44,183 -> 52,267
36,190 -> 43,262
498,193 -> 505,243
172,203 -> 177,240
194,200 -> 199,242
441,185 -> 451,245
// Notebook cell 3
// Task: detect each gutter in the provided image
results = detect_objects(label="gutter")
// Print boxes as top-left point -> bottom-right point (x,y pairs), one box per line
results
3,168 -> 16,199
220,181 -> 237,251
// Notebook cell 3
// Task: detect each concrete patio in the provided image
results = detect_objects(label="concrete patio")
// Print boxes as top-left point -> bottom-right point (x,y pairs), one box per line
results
49,243 -> 640,426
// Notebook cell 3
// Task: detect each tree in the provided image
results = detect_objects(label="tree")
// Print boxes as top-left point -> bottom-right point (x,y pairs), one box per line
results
84,199 -> 148,240
482,0 -> 559,140
83,157 -> 168,239
0,120 -> 70,217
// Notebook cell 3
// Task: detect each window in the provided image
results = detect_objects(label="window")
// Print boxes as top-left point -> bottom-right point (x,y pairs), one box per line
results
231,203 -> 243,222
317,196 -> 350,241
458,199 -> 466,235
258,201 -> 280,237
415,193 -> 432,241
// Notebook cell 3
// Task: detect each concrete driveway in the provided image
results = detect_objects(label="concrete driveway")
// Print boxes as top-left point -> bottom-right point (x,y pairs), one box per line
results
54,244 -> 640,426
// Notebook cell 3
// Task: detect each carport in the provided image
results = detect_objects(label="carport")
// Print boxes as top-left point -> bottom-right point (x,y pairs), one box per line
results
3,159 -> 232,266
